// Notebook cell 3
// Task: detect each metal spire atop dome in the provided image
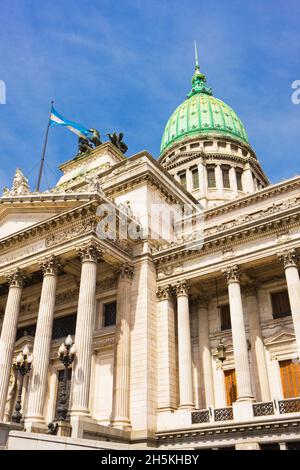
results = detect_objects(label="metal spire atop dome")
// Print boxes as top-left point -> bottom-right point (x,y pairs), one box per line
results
187,41 -> 212,98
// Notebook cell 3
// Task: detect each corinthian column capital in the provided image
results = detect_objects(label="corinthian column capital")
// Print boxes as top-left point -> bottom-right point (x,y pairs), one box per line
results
40,255 -> 62,276
117,264 -> 134,281
156,284 -> 172,301
5,268 -> 26,288
175,280 -> 190,297
222,265 -> 241,284
278,249 -> 299,269
76,242 -> 103,263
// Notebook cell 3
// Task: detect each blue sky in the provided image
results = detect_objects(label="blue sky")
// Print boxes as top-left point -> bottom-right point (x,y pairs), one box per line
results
0,0 -> 299,191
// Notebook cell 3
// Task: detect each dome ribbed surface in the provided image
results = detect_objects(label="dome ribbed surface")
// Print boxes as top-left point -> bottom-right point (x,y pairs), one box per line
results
160,92 -> 249,153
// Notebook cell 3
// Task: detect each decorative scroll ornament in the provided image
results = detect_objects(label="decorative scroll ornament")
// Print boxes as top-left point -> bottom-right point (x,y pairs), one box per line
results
175,280 -> 190,297
40,255 -> 62,276
76,242 -> 103,263
117,264 -> 134,281
222,265 -> 241,284
5,268 -> 26,288
156,284 -> 172,301
278,249 -> 299,269
2,168 -> 30,196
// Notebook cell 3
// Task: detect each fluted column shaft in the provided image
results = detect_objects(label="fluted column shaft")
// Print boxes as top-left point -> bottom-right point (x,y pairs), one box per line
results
176,281 -> 194,410
26,256 -> 60,426
111,264 -> 133,428
223,266 -> 254,402
197,296 -> 215,408
71,243 -> 101,417
245,284 -> 271,402
0,269 -> 25,421
279,250 -> 300,358
157,285 -> 177,411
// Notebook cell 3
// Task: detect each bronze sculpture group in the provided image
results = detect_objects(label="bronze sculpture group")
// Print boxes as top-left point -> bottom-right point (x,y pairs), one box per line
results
78,129 -> 128,155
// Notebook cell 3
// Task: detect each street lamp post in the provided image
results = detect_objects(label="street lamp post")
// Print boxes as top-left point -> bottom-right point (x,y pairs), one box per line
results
57,335 -> 76,421
11,345 -> 33,423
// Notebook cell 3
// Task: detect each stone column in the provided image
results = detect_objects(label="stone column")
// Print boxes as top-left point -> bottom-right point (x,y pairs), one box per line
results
25,256 -> 61,428
71,242 -> 102,417
242,164 -> 255,193
223,265 -> 254,402
244,283 -> 271,402
111,264 -> 134,428
196,295 -> 215,408
198,159 -> 207,201
278,249 -> 300,359
0,269 -> 25,421
175,281 -> 194,409
157,285 -> 177,411
215,164 -> 223,193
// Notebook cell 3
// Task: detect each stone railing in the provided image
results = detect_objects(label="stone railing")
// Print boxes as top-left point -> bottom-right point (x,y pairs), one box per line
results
253,401 -> 275,417
278,398 -> 300,414
192,406 -> 233,425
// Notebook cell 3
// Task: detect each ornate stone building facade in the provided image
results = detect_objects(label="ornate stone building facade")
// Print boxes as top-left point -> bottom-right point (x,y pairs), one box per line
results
1,61 -> 300,450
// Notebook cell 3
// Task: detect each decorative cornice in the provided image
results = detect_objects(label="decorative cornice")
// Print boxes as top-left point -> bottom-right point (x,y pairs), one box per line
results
5,268 -> 26,288
175,280 -> 190,297
40,255 -> 62,276
156,284 -> 172,301
222,265 -> 241,284
278,249 -> 299,269
76,242 -> 103,263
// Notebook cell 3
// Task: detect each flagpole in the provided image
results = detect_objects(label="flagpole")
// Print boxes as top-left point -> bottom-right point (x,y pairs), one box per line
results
35,100 -> 54,192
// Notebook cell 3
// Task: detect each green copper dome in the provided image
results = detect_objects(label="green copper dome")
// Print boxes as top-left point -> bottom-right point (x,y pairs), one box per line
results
160,60 -> 249,154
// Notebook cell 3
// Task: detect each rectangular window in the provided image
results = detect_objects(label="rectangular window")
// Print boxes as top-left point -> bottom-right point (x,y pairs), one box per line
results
271,290 -> 291,319
235,169 -> 243,191
192,167 -> 199,189
279,359 -> 300,398
222,167 -> 230,188
224,369 -> 237,405
207,167 -> 216,188
178,171 -> 187,188
220,304 -> 231,331
103,301 -> 117,327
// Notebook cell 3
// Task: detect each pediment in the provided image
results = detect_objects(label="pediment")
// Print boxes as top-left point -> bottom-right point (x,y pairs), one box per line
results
265,329 -> 295,346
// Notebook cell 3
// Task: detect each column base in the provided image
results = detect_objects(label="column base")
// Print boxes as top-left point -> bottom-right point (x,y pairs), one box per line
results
178,403 -> 194,411
70,407 -> 90,418
111,418 -> 131,430
157,406 -> 177,413
24,414 -> 47,433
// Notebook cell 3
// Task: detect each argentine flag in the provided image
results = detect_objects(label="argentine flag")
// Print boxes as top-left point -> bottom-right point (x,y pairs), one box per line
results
50,107 -> 91,138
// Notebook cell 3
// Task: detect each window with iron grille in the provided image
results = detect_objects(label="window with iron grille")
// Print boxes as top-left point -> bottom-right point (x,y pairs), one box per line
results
207,167 -> 216,188
51,314 -> 77,340
16,323 -> 36,341
103,301 -> 117,327
222,166 -> 230,189
178,171 -> 187,189
16,314 -> 77,341
220,304 -> 231,331
191,167 -> 199,189
271,290 -> 291,319
235,169 -> 243,191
